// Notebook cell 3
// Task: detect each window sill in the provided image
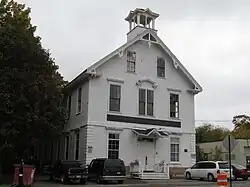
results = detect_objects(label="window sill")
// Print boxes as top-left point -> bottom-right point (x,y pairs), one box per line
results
170,162 -> 181,165
125,71 -> 137,74
157,76 -> 166,79
170,117 -> 181,121
137,114 -> 155,118
108,111 -> 122,114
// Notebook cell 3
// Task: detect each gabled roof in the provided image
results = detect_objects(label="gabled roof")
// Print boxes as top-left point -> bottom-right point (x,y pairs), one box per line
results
83,29 -> 202,93
66,29 -> 202,94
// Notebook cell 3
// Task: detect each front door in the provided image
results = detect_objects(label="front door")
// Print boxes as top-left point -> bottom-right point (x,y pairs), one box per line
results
137,138 -> 155,171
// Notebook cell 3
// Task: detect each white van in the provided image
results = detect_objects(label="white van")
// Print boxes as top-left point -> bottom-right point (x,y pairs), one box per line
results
185,161 -> 233,181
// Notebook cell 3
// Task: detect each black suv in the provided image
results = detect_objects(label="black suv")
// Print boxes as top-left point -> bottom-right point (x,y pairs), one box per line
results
49,160 -> 88,184
87,158 -> 126,184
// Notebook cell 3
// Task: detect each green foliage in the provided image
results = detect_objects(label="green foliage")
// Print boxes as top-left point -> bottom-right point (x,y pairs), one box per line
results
196,123 -> 230,144
231,114 -> 250,139
0,0 -> 67,157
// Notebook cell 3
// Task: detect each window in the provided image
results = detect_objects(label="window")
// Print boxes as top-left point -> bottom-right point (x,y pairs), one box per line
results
65,135 -> 69,160
157,57 -> 165,78
67,95 -> 71,117
218,162 -> 229,169
57,139 -> 61,160
127,51 -> 136,73
109,85 -> 121,112
170,93 -> 179,118
170,137 -> 180,162
77,87 -> 82,114
108,133 -> 119,159
139,89 -> 154,116
206,163 -> 216,169
75,131 -> 80,160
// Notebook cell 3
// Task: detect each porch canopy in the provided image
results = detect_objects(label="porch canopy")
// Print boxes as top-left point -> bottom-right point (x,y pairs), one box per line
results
132,128 -> 168,140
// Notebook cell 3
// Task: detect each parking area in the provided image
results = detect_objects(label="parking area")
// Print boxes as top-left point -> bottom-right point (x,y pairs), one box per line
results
33,178 -> 250,187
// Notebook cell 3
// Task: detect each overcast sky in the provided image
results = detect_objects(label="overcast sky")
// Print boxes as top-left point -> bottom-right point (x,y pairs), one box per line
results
17,0 -> 250,129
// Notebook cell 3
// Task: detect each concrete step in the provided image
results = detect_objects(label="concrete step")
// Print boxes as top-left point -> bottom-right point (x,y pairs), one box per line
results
132,172 -> 170,180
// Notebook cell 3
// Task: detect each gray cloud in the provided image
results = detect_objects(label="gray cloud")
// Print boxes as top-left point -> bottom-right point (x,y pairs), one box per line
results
17,0 -> 250,129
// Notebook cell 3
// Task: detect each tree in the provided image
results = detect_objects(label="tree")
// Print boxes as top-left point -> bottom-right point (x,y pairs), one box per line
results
231,115 -> 250,139
0,0 -> 67,159
196,123 -> 230,144
196,145 -> 208,162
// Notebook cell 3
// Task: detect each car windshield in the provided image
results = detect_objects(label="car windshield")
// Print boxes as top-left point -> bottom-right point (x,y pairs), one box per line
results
233,164 -> 246,170
219,162 -> 229,169
105,159 -> 124,168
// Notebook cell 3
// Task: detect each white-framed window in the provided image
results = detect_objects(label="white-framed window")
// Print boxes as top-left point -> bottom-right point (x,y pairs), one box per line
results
170,93 -> 179,118
170,137 -> 180,162
77,87 -> 82,114
67,95 -> 71,118
108,133 -> 120,159
157,57 -> 165,78
65,135 -> 69,160
75,131 -> 80,160
109,84 -> 121,112
127,51 -> 136,73
139,89 -> 154,116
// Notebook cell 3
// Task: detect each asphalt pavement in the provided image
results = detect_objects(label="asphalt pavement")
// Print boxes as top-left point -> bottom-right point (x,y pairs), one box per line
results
33,178 -> 250,187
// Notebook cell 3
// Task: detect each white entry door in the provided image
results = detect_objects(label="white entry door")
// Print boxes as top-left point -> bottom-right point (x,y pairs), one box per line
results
137,140 -> 155,171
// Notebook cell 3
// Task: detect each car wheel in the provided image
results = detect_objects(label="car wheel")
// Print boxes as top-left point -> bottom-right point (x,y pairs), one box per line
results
207,173 -> 215,182
80,179 -> 86,184
60,175 -> 68,184
118,180 -> 124,184
96,178 -> 102,184
243,177 -> 248,181
232,175 -> 237,181
49,174 -> 53,181
185,172 -> 192,180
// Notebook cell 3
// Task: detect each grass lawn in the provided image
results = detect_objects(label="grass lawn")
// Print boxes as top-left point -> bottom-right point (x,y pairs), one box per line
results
0,185 -> 9,187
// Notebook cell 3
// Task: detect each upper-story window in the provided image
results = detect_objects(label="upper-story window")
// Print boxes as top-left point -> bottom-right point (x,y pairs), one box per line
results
139,89 -> 154,116
127,51 -> 136,73
67,95 -> 71,118
109,84 -> 121,112
157,57 -> 165,78
77,86 -> 82,114
170,93 -> 179,118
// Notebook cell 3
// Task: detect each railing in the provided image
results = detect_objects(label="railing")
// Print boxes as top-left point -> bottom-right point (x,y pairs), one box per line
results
153,161 -> 170,178
130,160 -> 170,179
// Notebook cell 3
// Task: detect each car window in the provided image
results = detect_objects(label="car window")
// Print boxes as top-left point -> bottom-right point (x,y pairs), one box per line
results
206,163 -> 216,169
233,164 -> 246,170
105,159 -> 124,168
199,162 -> 208,169
218,162 -> 229,169
191,163 -> 199,169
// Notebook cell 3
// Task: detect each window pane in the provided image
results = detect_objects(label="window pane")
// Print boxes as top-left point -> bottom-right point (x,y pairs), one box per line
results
139,102 -> 145,115
147,103 -> 153,116
110,85 -> 121,99
157,58 -> 165,77
139,89 -> 146,115
147,90 -> 154,103
109,85 -> 121,112
139,89 -> 146,102
170,94 -> 179,118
